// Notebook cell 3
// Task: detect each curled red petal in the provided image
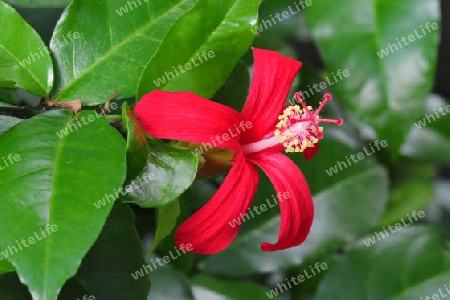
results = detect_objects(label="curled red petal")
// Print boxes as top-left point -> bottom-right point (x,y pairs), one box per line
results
241,48 -> 302,143
251,153 -> 314,251
135,90 -> 243,152
302,142 -> 320,160
175,152 -> 259,254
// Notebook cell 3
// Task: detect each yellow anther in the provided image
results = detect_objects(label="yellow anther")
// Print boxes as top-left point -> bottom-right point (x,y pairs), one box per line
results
274,103 -> 322,154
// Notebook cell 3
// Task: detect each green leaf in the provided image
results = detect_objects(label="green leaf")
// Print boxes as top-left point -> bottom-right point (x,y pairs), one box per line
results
124,141 -> 198,208
122,105 -> 148,182
137,0 -> 261,99
0,259 -> 15,276
50,0 -> 196,105
212,61 -> 250,111
397,272 -> 450,300
0,88 -> 40,108
315,226 -> 450,300
191,274 -> 278,300
0,110 -> 126,299
0,1 -> 53,95
148,264 -> 194,300
5,0 -> 72,7
0,81 -> 18,89
402,124 -> 450,165
253,0 -> 308,49
0,115 -> 22,136
0,88 -> 21,105
148,199 -> 180,255
152,190 -> 195,274
0,272 -> 32,299
200,137 -> 389,276
57,278 -> 90,299
0,101 -> 14,107
401,95 -> 450,164
304,0 -> 440,155
377,181 -> 433,229
424,180 -> 450,237
63,204 -> 150,299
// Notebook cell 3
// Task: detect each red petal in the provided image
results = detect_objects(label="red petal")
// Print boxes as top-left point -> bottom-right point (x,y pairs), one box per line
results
241,48 -> 302,143
175,153 -> 259,254
302,143 -> 320,160
135,91 -> 243,152
251,153 -> 313,251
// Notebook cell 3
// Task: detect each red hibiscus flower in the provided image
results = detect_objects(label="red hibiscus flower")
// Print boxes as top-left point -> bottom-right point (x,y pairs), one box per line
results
134,48 -> 342,254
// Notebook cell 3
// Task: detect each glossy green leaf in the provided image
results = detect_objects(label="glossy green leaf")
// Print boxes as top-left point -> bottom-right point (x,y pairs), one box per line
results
124,142 -> 198,208
50,0 -> 196,105
137,0 -> 261,99
315,226 -> 450,300
191,274 -> 278,300
5,0 -> 72,7
401,95 -> 450,164
0,1 -> 53,95
0,115 -> 21,136
148,199 -> 180,255
148,264 -> 194,300
377,181 -> 433,229
200,137 -> 389,276
70,204 -> 150,299
0,110 -> 126,299
304,0 -> 440,155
